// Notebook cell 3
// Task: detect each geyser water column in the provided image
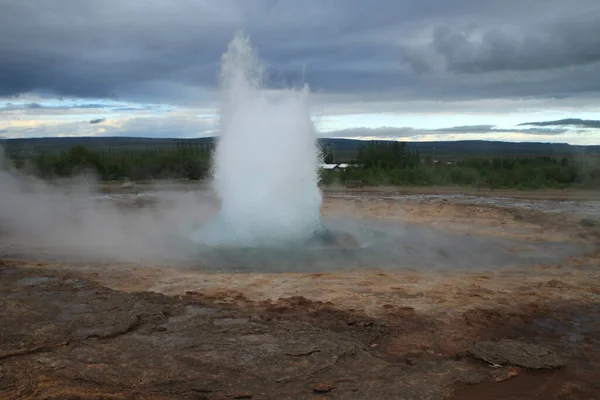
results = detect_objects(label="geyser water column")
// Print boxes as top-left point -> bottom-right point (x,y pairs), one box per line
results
198,32 -> 324,247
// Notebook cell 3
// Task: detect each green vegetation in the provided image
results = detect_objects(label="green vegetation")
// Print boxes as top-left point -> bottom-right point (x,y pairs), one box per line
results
5,140 -> 600,189
21,142 -> 213,181
320,141 -> 600,189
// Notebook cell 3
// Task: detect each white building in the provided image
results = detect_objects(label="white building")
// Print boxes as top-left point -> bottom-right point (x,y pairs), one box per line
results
319,163 -> 350,170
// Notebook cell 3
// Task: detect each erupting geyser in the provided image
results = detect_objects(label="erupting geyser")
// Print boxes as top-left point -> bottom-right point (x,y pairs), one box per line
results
194,32 -> 325,247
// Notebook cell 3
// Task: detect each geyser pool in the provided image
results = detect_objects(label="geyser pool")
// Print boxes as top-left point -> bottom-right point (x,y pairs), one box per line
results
193,32 -> 324,247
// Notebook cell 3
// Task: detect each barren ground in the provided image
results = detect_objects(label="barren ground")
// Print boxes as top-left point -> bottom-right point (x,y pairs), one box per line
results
1,187 -> 599,399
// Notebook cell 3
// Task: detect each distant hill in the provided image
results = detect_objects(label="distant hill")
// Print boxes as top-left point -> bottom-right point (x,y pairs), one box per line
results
1,136 -> 599,161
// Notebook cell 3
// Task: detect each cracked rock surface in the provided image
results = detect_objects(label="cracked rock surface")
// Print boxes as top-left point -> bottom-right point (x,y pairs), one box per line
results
1,262 -> 599,399
467,340 -> 564,369
0,265 -> 473,399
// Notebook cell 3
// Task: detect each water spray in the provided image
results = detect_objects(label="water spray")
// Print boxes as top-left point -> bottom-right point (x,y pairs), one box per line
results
194,32 -> 325,248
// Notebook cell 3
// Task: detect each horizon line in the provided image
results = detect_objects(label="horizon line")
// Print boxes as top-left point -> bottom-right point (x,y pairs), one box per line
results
2,136 -> 595,146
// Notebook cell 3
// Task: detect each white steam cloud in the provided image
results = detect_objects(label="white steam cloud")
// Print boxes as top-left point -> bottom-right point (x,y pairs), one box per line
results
0,150 -> 216,263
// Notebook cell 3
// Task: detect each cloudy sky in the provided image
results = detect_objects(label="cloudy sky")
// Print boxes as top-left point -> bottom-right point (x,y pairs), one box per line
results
1,0 -> 600,144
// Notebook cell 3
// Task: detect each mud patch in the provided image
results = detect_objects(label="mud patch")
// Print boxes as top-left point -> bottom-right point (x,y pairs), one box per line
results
448,370 -> 584,400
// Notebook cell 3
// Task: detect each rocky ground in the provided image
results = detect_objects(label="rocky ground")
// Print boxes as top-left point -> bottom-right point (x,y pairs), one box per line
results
1,189 -> 599,399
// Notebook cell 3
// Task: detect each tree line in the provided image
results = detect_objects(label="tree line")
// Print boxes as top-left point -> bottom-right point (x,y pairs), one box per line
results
5,140 -> 600,189
319,141 -> 600,189
16,142 -> 213,181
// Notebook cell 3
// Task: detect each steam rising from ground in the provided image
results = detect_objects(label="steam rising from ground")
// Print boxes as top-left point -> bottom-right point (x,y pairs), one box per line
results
0,148 -> 583,270
0,152 -> 213,262
196,32 -> 324,247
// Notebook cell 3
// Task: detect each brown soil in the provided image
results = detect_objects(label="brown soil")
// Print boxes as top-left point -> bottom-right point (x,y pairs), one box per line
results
323,185 -> 600,201
1,191 -> 599,399
102,181 -> 600,201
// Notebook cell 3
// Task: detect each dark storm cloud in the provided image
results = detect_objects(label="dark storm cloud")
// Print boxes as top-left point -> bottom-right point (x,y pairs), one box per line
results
89,118 -> 106,124
518,119 -> 600,128
0,0 -> 599,101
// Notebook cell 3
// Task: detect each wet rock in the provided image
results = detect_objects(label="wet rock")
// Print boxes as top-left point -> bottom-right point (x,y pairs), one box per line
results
313,381 -> 336,393
467,340 -> 564,369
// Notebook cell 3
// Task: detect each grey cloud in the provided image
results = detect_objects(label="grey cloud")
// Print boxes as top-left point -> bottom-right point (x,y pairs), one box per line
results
0,0 -> 599,102
72,104 -> 114,109
326,125 -> 569,139
111,107 -> 142,111
89,118 -> 106,124
435,125 -> 497,133
518,118 -> 600,128
435,125 -> 568,135
0,103 -> 29,112
101,117 -> 216,138
427,16 -> 600,74
324,127 -> 420,139
0,102 -> 120,112
0,0 -> 239,99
